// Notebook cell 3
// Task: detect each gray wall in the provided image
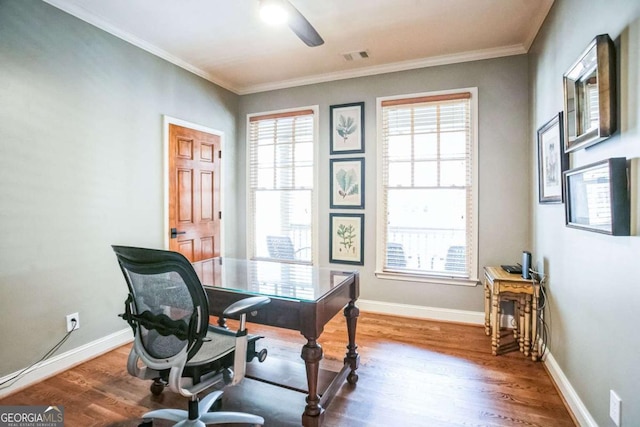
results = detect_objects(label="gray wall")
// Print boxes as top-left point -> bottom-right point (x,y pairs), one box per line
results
11,3 -> 631,424
0,0 -> 239,376
239,56 -> 530,312
529,0 -> 640,425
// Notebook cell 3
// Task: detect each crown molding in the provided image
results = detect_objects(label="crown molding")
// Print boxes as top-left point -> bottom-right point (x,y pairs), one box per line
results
237,44 -> 527,94
523,0 -> 555,50
43,0 -> 530,96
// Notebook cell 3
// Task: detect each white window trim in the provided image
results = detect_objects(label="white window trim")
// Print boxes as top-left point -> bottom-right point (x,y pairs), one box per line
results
245,105 -> 320,264
375,88 -> 479,286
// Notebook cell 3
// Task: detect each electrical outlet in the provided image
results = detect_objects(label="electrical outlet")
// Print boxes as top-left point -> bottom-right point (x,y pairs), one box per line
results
610,390 -> 621,426
66,312 -> 80,332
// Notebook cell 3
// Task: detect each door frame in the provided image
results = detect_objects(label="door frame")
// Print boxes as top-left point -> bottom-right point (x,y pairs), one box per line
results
163,115 -> 225,254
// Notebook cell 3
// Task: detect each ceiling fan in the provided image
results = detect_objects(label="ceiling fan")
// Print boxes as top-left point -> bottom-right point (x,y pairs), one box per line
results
259,0 -> 324,47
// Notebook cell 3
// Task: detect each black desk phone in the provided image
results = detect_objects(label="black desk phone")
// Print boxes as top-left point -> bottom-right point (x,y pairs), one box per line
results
501,264 -> 522,274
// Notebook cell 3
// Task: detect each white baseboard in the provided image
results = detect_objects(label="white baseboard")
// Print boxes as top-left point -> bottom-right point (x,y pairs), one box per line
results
0,309 -> 596,427
359,300 -> 595,426
357,299 -> 517,327
543,350 -> 597,427
0,328 -> 133,399
357,299 -> 485,325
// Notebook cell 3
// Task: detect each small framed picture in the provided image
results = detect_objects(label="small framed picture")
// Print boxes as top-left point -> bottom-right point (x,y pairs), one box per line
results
330,157 -> 364,209
330,102 -> 364,154
329,213 -> 364,265
537,112 -> 569,203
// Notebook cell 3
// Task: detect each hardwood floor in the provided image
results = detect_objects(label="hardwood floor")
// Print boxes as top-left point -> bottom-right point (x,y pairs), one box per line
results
0,312 -> 576,427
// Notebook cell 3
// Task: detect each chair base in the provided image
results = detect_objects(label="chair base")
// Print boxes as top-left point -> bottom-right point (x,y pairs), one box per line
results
140,391 -> 264,426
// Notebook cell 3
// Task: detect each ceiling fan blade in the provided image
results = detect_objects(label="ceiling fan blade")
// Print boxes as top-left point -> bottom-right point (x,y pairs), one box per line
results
284,1 -> 324,47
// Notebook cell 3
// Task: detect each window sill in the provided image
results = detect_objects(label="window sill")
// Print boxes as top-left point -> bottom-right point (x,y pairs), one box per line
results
375,270 -> 480,286
251,257 -> 313,266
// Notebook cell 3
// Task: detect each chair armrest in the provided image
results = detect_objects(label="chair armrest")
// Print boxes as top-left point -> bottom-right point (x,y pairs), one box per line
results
223,296 -> 270,318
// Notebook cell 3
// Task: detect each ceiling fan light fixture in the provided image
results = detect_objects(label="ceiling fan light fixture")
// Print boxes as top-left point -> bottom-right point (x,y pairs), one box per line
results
259,0 -> 324,47
260,0 -> 289,25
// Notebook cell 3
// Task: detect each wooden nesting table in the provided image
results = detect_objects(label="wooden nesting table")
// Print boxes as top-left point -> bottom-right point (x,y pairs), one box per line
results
483,266 -> 540,361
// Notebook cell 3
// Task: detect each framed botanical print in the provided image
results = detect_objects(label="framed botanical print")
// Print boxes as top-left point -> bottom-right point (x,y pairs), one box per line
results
537,112 -> 569,203
330,102 -> 364,154
330,157 -> 364,209
329,213 -> 364,265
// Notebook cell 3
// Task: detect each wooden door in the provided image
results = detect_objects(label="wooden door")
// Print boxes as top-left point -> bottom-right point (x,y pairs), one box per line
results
168,124 -> 221,262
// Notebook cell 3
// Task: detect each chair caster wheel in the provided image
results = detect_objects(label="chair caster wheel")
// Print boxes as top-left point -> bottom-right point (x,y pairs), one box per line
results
257,348 -> 268,363
150,378 -> 166,395
347,372 -> 358,385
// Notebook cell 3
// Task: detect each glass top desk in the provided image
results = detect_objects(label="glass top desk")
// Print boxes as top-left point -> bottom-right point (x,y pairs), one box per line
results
193,257 -> 360,427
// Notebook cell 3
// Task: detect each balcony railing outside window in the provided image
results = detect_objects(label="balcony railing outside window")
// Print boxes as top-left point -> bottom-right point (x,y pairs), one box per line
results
387,226 -> 466,275
248,109 -> 316,265
378,89 -> 478,281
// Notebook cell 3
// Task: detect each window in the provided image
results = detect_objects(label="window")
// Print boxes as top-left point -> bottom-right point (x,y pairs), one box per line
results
247,107 -> 317,264
377,89 -> 478,284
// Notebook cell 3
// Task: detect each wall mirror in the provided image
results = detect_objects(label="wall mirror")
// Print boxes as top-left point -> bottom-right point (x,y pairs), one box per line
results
563,34 -> 616,152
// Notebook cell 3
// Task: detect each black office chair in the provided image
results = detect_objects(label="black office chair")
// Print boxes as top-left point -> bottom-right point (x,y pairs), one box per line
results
112,245 -> 270,427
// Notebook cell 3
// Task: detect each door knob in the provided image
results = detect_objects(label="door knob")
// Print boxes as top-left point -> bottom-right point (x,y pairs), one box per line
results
170,228 -> 186,239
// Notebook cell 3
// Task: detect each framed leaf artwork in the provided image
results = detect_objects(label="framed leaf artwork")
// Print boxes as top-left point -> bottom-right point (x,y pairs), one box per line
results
330,102 -> 364,154
329,213 -> 364,265
330,157 -> 364,209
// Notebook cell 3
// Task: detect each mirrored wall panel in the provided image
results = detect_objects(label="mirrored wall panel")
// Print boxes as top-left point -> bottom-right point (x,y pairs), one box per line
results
563,34 -> 616,152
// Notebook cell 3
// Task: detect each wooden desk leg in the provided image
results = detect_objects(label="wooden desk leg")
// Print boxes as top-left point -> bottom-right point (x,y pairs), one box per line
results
344,301 -> 360,384
491,292 -> 500,355
531,286 -> 539,361
301,338 -> 324,427
524,295 -> 531,357
484,283 -> 491,336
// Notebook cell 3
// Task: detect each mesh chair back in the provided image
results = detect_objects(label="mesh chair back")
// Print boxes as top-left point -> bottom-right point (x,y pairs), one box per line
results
386,242 -> 407,267
112,246 -> 210,360
266,236 -> 296,260
444,245 -> 466,273
126,270 -> 193,359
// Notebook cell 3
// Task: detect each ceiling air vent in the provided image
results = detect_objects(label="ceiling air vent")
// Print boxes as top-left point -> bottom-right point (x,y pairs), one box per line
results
342,50 -> 370,61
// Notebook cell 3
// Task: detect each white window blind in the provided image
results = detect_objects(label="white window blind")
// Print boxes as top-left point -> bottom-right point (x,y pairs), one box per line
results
378,91 -> 477,280
248,109 -> 315,264
586,80 -> 599,131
